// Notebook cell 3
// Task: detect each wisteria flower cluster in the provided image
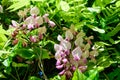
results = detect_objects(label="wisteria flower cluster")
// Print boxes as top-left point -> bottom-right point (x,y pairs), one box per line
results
54,26 -> 98,79
10,6 -> 55,46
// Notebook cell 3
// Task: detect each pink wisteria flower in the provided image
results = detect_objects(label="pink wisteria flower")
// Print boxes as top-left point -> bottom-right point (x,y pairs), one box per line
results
54,28 -> 98,79
30,6 -> 40,16
72,47 -> 82,61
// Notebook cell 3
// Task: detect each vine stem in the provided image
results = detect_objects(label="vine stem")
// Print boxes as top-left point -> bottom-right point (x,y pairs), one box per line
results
10,73 -> 18,80
37,48 -> 48,80
103,72 -> 109,80
15,67 -> 20,80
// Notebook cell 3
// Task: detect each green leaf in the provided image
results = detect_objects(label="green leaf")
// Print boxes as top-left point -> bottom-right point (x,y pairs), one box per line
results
4,67 -> 11,74
29,76 -> 41,80
40,48 -> 50,59
61,75 -> 66,80
87,7 -> 101,13
15,49 -> 35,59
12,62 -> 28,67
60,1 -> 70,11
2,57 -> 12,67
33,47 -> 50,59
0,25 -> 6,34
108,68 -> 120,80
116,1 -> 120,7
72,69 -> 87,80
0,72 -> 6,78
86,69 -> 99,80
0,34 -> 8,42
8,0 -> 30,11
87,24 -> 105,33
31,0 -> 44,1
106,23 -> 120,37
97,56 -> 112,68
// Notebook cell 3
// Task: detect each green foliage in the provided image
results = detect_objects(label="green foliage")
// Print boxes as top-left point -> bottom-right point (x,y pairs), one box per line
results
72,69 -> 87,80
29,76 -> 42,80
0,0 -> 120,79
72,69 -> 99,80
15,48 -> 35,59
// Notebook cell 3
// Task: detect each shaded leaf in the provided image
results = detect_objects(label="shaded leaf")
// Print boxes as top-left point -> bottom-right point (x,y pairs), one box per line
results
29,76 -> 41,80
15,49 -> 35,59
12,62 -> 28,67
39,48 -> 50,59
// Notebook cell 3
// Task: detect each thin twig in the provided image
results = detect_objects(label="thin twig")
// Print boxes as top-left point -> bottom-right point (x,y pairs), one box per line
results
10,73 -> 18,80
103,72 -> 109,80
15,67 -> 20,80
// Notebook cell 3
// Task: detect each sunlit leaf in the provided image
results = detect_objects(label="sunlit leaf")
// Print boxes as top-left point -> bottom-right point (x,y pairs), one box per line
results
2,58 -> 12,67
86,69 -> 99,80
116,1 -> 120,7
87,7 -> 101,13
72,69 -> 87,80
0,72 -> 6,78
60,1 -> 70,11
87,24 -> 105,33
8,0 -> 30,11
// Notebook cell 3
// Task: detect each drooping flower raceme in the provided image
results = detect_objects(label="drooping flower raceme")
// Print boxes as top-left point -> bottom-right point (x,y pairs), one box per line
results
54,26 -> 98,79
9,6 -> 56,46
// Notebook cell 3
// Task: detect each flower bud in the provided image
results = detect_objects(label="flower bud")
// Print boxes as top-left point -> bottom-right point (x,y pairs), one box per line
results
64,50 -> 70,55
71,66 -> 76,71
59,70 -> 65,75
62,58 -> 68,64
43,14 -> 49,23
79,66 -> 87,72
48,20 -> 55,27
56,60 -> 61,66
12,20 -> 19,27
60,51 -> 66,58
30,36 -> 37,43
22,41 -> 28,47
12,39 -> 18,45
73,55 -> 80,61
38,33 -> 43,40
56,64 -> 64,69
28,24 -> 34,30
65,71 -> 72,79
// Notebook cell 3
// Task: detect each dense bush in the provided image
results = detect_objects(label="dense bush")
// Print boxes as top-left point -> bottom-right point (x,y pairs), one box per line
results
0,0 -> 120,80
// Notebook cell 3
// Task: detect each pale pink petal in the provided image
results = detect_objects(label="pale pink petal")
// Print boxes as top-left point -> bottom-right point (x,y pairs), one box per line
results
65,30 -> 73,40
57,35 -> 63,41
72,47 -> 82,60
48,20 -> 55,27
54,44 -> 63,51
43,14 -> 49,23
12,20 -> 19,27
56,64 -> 64,69
61,40 -> 71,50
24,16 -> 35,25
35,16 -> 43,26
55,51 -> 62,60
30,6 -> 40,16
